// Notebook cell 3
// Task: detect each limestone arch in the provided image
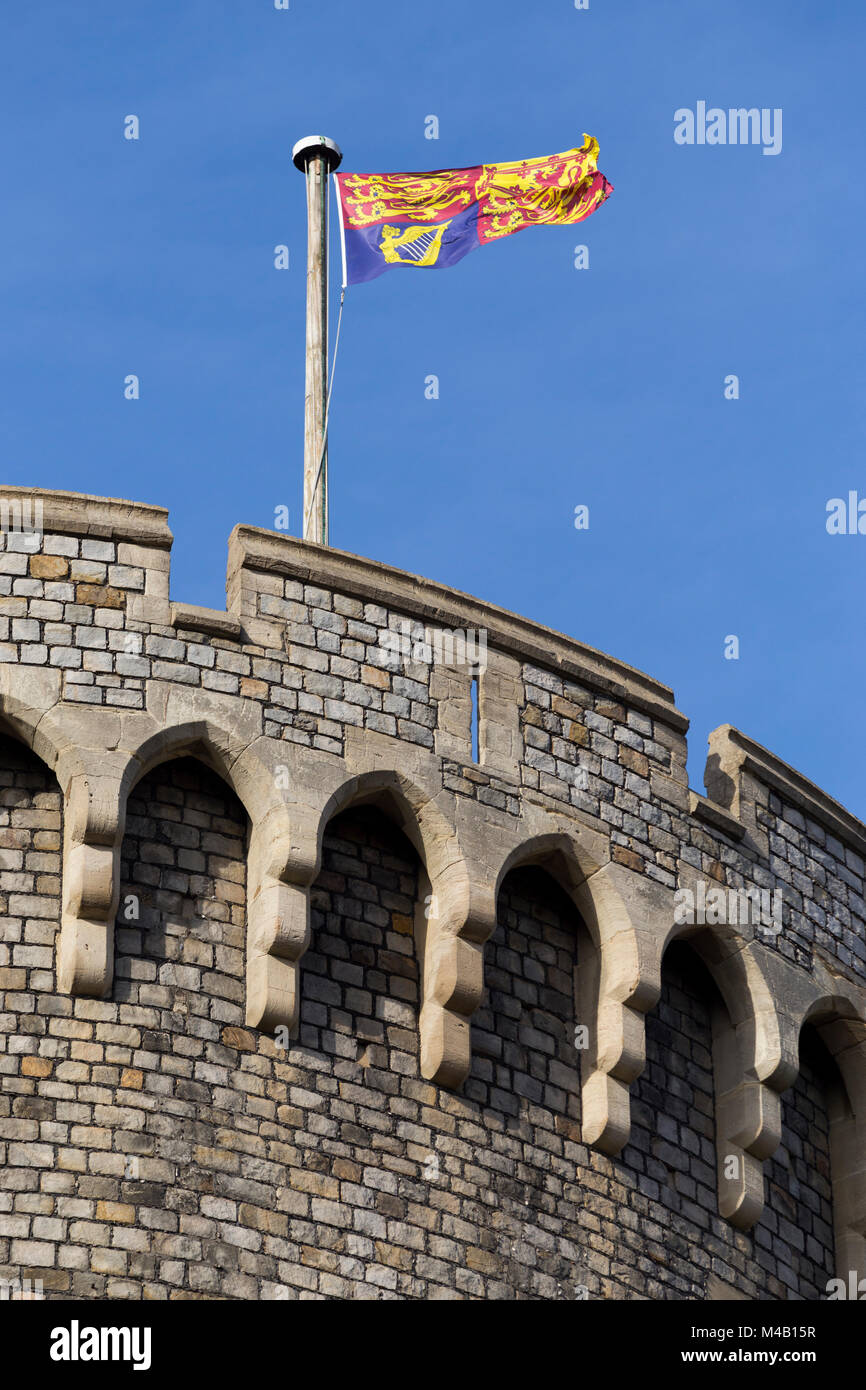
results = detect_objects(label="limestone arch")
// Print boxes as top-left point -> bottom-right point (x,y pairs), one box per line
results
315,768 -> 461,886
298,794 -> 426,1078
0,707 -> 65,787
119,723 -> 280,823
114,720 -> 302,1038
489,830 -> 671,1155
658,915 -> 790,1229
0,720 -> 64,960
492,835 -> 600,1135
0,676 -> 129,999
45,707 -> 294,1017
0,675 -> 101,838
488,850 -> 588,1129
116,752 -> 249,1019
0,666 -> 64,773
306,768 -> 481,1089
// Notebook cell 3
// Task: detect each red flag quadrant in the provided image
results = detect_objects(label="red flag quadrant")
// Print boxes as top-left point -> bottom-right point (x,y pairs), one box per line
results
334,135 -> 613,285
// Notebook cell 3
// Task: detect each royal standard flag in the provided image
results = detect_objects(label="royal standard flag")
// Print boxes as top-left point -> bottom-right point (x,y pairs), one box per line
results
334,135 -> 613,285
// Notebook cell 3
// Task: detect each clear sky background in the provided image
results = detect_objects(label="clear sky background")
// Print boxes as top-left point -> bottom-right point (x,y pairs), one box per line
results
1,1 -> 864,815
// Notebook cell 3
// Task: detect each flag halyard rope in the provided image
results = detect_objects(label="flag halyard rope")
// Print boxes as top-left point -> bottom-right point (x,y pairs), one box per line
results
303,282 -> 346,540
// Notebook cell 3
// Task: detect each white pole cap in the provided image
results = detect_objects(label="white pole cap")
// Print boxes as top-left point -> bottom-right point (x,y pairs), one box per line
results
292,136 -> 343,172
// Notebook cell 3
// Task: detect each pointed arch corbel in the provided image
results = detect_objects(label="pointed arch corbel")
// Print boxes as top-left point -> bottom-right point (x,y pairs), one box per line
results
663,918 -> 785,1230
419,858 -> 495,1089
488,829 -> 671,1152
286,763 -> 486,1085
57,752 -> 128,996
59,691 -> 271,1008
0,665 -> 125,999
570,857 -> 669,1155
113,704 -> 290,1034
233,740 -> 316,1036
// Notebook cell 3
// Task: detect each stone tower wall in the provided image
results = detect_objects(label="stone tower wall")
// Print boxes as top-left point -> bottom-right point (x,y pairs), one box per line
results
0,487 -> 863,1300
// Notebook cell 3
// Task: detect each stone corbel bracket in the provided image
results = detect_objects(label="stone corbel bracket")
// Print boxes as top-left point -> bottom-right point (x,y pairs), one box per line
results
664,864 -> 790,1230
700,936 -> 785,1230
57,757 -> 127,996
418,856 -> 497,1088
243,783 -> 318,1036
697,930 -> 866,1236
573,859 -> 671,1155
0,665 -> 126,999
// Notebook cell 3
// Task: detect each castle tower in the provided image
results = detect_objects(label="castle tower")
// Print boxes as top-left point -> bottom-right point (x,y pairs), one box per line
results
0,486 -> 864,1301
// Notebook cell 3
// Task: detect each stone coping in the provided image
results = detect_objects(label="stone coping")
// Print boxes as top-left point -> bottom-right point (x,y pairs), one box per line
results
171,602 -> 242,640
689,790 -> 746,842
708,725 -> 866,859
0,487 -> 172,547
229,527 -> 690,732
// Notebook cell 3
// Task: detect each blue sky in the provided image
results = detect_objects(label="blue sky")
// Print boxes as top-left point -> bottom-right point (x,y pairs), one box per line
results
2,0 -> 865,815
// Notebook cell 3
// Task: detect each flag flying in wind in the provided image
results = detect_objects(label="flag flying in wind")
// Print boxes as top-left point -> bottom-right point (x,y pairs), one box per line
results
334,135 -> 613,286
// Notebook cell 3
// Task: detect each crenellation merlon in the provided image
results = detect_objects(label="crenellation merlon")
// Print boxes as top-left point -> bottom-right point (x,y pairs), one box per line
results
705,724 -> 866,862
228,524 -> 688,732
0,486 -> 172,547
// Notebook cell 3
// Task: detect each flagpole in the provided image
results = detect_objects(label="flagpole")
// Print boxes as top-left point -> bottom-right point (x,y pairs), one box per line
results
292,135 -> 343,545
